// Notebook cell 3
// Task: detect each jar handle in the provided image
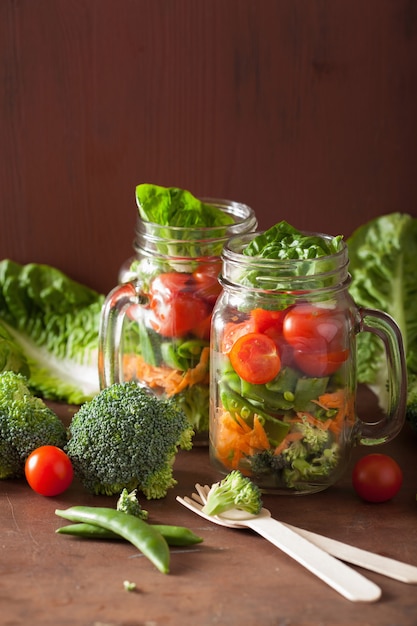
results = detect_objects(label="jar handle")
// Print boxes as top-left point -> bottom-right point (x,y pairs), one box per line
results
356,307 -> 407,445
98,281 -> 140,388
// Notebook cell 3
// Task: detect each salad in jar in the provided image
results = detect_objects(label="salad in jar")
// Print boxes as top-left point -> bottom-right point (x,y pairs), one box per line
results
209,221 -> 357,493
100,184 -> 257,438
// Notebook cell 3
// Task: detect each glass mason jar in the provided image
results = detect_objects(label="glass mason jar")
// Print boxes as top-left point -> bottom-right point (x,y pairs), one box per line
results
99,198 -> 257,441
209,231 -> 407,493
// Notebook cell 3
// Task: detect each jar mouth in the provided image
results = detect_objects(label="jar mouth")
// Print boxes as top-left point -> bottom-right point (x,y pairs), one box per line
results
221,230 -> 350,292
134,197 -> 257,244
132,197 -> 257,259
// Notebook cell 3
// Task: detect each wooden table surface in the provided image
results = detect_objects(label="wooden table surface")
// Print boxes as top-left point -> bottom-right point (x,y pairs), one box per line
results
1,398 -> 417,626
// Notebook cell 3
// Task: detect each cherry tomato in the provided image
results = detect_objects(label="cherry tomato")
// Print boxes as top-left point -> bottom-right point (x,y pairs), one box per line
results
149,272 -> 209,338
249,307 -> 297,366
192,263 -> 222,304
282,304 -> 348,376
221,319 -> 255,354
292,348 -> 350,377
229,332 -> 281,384
25,446 -> 73,496
193,314 -> 213,341
250,308 -> 286,335
352,454 -> 403,503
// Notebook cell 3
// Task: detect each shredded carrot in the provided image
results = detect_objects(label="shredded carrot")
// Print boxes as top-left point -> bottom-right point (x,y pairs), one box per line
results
170,346 -> 210,394
122,346 -> 210,397
313,388 -> 355,434
251,415 -> 271,450
274,430 -> 304,455
214,410 -> 271,471
315,389 -> 346,409
297,412 -> 334,430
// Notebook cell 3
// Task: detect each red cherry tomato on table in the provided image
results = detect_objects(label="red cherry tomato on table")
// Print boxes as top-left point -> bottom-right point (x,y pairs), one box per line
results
352,454 -> 403,503
229,332 -> 281,384
149,272 -> 210,338
25,445 -> 73,496
282,304 -> 349,376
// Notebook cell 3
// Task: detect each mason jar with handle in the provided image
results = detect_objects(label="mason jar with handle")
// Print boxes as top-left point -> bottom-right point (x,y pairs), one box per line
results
209,229 -> 407,493
99,198 -> 257,440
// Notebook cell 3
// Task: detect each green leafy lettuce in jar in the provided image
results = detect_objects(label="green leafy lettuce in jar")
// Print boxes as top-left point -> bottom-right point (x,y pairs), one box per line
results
99,184 -> 257,439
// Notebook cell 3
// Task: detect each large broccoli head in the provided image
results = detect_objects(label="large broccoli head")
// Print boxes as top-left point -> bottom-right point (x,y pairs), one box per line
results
65,382 -> 194,499
0,371 -> 67,479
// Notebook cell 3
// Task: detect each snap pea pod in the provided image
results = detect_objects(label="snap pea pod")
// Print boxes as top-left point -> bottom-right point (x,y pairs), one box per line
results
55,506 -> 170,574
56,522 -> 203,546
220,387 -> 290,444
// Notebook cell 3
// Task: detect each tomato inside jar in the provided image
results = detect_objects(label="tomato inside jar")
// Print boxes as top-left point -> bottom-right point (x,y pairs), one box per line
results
148,272 -> 212,338
210,301 -> 354,494
229,332 -> 281,384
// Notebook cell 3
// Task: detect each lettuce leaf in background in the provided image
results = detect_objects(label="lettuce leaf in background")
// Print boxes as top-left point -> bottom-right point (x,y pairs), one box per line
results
0,260 -> 103,404
347,213 -> 417,428
0,321 -> 30,377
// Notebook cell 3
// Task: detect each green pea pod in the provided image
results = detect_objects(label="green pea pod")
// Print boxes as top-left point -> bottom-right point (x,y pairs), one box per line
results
220,387 -> 290,446
153,524 -> 203,546
56,522 -> 203,546
240,379 -> 294,411
177,339 -> 208,358
293,376 -> 329,412
220,370 -> 242,394
161,342 -> 189,370
55,506 -> 170,574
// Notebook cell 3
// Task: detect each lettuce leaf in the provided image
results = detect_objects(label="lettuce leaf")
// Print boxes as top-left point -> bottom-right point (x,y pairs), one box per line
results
135,183 -> 237,261
136,184 -> 234,228
0,260 -> 103,404
243,220 -> 343,259
347,213 -> 417,408
236,220 -> 344,292
0,321 -> 30,377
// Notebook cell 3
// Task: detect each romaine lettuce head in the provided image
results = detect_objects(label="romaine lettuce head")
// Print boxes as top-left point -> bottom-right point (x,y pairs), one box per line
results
0,260 -> 104,404
347,213 -> 417,407
0,321 -> 30,377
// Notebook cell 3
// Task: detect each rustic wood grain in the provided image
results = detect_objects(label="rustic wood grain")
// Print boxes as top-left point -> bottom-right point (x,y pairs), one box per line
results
1,0 -> 416,294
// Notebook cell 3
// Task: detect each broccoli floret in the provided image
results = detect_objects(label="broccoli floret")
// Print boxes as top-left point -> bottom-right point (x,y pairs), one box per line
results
250,449 -> 289,475
406,374 -> 417,434
116,488 -> 148,520
247,419 -> 337,489
293,417 -> 331,453
282,439 -> 308,463
202,470 -> 262,516
283,442 -> 340,488
0,371 -> 67,479
65,382 -> 194,499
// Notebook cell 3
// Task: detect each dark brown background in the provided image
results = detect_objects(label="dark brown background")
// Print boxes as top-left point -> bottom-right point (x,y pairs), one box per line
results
1,0 -> 416,295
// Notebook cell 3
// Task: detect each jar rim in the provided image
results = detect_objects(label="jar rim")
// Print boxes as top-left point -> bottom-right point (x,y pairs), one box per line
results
220,229 -> 350,292
222,229 -> 348,266
134,197 -> 257,242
